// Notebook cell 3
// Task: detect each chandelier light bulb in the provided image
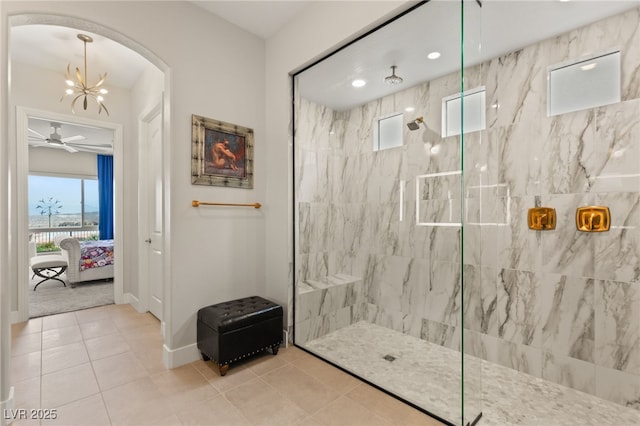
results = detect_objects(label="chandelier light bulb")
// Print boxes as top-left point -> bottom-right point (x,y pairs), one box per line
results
61,33 -> 110,116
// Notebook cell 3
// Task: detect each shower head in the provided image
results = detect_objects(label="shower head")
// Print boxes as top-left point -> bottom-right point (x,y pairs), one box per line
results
407,116 -> 424,130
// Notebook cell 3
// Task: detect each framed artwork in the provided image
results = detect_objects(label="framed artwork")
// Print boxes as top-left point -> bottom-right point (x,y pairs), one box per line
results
191,114 -> 254,188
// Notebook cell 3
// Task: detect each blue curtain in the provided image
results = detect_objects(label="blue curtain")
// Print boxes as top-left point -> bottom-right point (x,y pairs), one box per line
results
97,154 -> 114,240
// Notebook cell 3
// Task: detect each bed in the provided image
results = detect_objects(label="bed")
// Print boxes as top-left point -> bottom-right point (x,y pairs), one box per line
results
57,237 -> 114,286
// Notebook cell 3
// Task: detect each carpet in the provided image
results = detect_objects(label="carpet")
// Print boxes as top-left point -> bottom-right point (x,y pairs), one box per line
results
29,275 -> 114,318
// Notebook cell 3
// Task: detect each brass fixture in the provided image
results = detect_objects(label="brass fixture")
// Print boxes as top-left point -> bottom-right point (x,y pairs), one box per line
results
576,206 -> 610,232
61,34 -> 109,116
407,116 -> 424,131
192,200 -> 262,209
528,207 -> 556,230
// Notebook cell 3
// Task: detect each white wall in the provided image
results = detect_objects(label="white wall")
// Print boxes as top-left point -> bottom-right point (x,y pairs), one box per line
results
264,1 -> 411,330
29,147 -> 97,176
9,60 -> 133,306
1,1 -> 266,364
0,1 -> 417,378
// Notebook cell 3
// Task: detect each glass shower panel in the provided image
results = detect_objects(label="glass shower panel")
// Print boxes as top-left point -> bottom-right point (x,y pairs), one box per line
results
458,1 -> 640,425
461,0 -> 483,425
292,1 -> 478,424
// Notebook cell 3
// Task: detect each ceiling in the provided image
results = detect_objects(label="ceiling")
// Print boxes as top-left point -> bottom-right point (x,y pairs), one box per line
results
192,0 -> 314,39
297,0 -> 640,111
12,1 -> 314,154
10,0 -> 640,142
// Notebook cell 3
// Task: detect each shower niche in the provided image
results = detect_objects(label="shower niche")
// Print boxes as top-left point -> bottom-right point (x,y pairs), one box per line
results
292,1 -> 640,425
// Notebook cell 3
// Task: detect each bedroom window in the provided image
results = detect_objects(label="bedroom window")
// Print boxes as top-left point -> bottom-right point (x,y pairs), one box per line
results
28,174 -> 99,230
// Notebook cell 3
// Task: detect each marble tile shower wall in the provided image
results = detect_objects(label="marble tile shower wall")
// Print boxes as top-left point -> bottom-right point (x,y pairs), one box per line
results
295,8 -> 639,409
464,8 -> 640,409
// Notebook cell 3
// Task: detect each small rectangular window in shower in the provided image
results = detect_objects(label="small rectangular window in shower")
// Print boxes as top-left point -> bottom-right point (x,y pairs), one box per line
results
548,50 -> 620,116
373,113 -> 403,151
442,87 -> 486,137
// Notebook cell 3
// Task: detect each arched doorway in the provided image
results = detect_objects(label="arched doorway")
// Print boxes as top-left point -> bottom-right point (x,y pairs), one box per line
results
8,14 -> 170,325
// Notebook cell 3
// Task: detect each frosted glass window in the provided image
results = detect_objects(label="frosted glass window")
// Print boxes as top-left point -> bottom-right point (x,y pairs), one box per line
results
442,88 -> 485,137
374,113 -> 403,151
548,51 -> 620,116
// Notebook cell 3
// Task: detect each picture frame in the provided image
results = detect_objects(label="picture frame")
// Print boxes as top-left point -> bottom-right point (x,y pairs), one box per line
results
191,114 -> 254,189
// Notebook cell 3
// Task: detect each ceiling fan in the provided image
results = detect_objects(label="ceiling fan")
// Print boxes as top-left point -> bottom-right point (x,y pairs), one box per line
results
28,122 -> 111,153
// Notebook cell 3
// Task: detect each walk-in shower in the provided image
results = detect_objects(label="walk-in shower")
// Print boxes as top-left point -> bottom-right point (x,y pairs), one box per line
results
292,1 -> 640,425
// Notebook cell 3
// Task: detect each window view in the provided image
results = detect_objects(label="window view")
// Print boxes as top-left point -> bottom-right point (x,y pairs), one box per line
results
29,174 -> 99,248
442,87 -> 486,137
373,113 -> 403,151
548,50 -> 621,116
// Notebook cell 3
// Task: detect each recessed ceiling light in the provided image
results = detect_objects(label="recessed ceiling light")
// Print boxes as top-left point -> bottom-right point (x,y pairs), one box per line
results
405,106 -> 415,112
427,51 -> 441,60
352,79 -> 366,88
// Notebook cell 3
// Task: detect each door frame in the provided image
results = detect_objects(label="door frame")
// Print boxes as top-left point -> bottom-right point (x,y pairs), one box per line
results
137,100 -> 164,323
16,106 -> 124,321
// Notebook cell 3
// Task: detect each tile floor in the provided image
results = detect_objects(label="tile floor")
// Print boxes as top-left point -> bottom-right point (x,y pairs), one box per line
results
305,322 -> 640,426
10,304 -> 442,426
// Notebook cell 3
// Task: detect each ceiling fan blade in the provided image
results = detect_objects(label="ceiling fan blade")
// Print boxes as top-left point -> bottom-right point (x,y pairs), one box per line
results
61,135 -> 86,143
70,145 -> 112,153
63,144 -> 79,153
67,142 -> 112,148
28,140 -> 48,147
28,128 -> 47,139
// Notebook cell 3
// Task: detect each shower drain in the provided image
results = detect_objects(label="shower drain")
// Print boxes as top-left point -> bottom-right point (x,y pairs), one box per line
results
383,354 -> 396,362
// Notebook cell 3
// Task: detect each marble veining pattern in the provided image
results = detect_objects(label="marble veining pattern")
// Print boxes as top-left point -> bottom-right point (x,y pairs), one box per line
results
294,5 -> 640,414
304,322 -> 640,426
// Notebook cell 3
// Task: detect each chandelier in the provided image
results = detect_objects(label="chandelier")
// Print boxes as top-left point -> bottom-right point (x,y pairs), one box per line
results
384,65 -> 403,85
61,34 -> 109,116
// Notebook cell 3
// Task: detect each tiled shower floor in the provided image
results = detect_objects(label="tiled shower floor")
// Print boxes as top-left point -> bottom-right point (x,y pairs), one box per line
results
304,322 -> 640,426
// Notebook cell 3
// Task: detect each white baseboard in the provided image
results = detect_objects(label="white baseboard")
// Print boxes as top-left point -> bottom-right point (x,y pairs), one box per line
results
1,386 -> 15,425
163,342 -> 200,369
123,293 -> 140,311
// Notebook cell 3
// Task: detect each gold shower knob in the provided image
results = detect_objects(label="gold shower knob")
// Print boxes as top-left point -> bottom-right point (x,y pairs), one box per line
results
528,207 -> 556,230
576,206 -> 610,232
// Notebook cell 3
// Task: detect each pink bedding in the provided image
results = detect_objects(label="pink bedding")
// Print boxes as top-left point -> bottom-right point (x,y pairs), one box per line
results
79,240 -> 114,271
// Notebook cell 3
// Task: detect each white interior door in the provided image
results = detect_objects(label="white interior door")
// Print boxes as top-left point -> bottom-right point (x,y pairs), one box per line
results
146,111 -> 163,320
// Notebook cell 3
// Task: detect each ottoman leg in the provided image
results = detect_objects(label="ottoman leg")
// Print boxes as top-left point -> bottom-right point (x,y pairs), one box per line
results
201,352 -> 210,362
271,344 -> 279,355
219,364 -> 229,376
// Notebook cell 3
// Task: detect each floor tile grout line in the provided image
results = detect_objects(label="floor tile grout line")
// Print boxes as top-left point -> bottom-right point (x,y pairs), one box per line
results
217,390 -> 254,425
38,324 -> 43,417
88,317 -> 116,426
257,365 -> 343,420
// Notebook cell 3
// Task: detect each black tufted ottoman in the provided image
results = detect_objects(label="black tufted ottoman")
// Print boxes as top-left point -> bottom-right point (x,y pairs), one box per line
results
197,296 -> 283,376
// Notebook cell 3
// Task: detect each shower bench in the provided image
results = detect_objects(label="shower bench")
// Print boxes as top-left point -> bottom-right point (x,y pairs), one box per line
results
197,295 -> 283,376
